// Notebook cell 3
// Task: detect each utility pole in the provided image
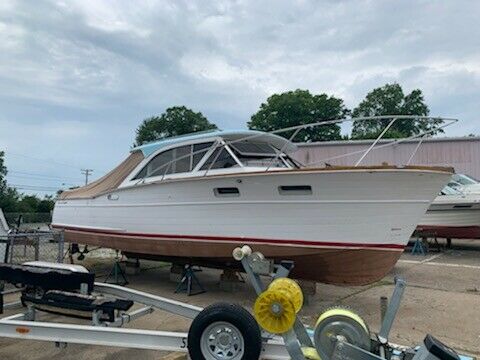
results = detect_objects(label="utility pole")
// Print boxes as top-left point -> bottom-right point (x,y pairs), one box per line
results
81,169 -> 93,185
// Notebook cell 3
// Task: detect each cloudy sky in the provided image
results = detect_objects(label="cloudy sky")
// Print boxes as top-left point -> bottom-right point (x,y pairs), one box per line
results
1,0 -> 479,195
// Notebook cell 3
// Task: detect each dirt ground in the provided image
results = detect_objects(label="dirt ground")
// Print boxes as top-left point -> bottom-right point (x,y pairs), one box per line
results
0,239 -> 479,359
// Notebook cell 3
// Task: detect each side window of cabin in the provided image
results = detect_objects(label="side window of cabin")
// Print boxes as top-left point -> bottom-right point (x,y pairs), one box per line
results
133,165 -> 148,179
149,149 -> 174,176
200,147 -> 239,170
133,142 -> 214,180
174,145 -> 191,173
132,148 -> 174,179
192,142 -> 214,169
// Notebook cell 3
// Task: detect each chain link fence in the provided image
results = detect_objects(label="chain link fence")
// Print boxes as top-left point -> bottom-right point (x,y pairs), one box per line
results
3,212 -> 52,232
0,230 -> 65,264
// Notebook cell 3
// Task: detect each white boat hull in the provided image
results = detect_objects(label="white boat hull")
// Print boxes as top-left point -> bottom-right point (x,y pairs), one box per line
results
53,168 -> 450,285
417,194 -> 480,239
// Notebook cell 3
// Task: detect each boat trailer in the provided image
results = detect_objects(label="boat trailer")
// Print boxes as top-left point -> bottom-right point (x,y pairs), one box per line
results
0,247 -> 472,360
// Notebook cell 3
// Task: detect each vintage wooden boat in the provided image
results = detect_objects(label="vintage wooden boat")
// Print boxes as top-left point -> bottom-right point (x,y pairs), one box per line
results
52,124 -> 453,285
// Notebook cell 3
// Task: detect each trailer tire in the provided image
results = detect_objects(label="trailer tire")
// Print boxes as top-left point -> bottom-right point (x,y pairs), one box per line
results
188,302 -> 262,360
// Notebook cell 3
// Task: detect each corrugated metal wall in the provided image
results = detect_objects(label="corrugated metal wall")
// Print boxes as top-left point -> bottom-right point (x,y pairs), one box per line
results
295,137 -> 480,178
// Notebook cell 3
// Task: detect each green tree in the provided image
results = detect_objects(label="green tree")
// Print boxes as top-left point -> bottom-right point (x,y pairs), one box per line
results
248,90 -> 349,142
37,196 -> 55,213
16,195 -> 40,213
0,151 -> 6,189
0,151 -> 20,213
135,106 -> 218,146
0,152 -> 56,215
351,83 -> 442,139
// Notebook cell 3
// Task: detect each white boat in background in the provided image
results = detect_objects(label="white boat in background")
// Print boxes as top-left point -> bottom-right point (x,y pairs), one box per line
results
417,185 -> 480,239
52,116 -> 455,285
0,209 -> 9,262
448,173 -> 480,195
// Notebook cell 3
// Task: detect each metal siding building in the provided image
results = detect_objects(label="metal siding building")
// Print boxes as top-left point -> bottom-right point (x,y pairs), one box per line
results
295,137 -> 480,178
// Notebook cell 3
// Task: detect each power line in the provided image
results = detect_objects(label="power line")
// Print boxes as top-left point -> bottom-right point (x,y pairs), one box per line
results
81,169 -> 93,185
6,152 -> 108,173
13,188 -> 59,193
6,152 -> 84,170
8,184 -> 63,191
8,170 -> 81,182
7,174 -> 78,185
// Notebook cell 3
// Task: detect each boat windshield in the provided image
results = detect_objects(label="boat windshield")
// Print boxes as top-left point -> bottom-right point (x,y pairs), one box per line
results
200,147 -> 240,170
229,141 -> 295,168
452,174 -> 479,186
440,185 -> 464,195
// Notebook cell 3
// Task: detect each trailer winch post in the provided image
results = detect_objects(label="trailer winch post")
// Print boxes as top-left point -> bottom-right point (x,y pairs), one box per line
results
378,277 -> 406,344
237,246 -> 312,359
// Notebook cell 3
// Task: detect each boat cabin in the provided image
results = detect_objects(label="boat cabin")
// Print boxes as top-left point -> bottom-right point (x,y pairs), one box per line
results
59,130 -> 299,199
121,130 -> 299,186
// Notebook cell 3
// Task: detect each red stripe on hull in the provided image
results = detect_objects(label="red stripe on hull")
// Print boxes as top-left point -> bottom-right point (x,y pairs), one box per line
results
416,225 -> 480,239
51,224 -> 405,250
57,227 -> 403,286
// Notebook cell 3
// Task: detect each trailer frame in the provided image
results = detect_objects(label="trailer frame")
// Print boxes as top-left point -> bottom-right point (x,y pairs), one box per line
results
0,247 -> 473,360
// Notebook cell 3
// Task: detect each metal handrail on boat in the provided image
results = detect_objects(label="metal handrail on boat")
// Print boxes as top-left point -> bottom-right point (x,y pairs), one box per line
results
136,115 -> 458,182
298,116 -> 457,167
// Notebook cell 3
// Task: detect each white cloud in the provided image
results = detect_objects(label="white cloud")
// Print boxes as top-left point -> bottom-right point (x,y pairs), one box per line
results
0,0 -> 479,194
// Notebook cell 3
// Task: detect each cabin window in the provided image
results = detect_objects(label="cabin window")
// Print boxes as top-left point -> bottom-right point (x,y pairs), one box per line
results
174,145 -> 191,173
278,185 -> 312,195
133,164 -> 148,179
133,142 -> 214,180
192,142 -> 214,169
148,148 -> 174,176
200,147 -> 239,170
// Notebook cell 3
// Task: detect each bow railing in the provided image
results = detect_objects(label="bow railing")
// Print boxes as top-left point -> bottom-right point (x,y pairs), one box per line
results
133,115 -> 458,183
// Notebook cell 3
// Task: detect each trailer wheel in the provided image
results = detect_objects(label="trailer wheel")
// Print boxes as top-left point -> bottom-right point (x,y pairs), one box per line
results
188,302 -> 262,360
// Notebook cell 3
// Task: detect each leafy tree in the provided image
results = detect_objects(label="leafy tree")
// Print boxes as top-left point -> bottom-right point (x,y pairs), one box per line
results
135,106 -> 218,146
0,152 -> 56,215
0,151 -> 20,213
0,151 -> 6,189
16,195 -> 41,213
248,90 -> 349,142
37,196 -> 55,213
351,83 -> 442,139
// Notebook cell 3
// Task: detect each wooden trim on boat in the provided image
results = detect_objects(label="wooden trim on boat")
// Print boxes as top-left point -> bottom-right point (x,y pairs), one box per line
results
57,227 -> 404,286
312,165 -> 454,172
138,165 -> 453,184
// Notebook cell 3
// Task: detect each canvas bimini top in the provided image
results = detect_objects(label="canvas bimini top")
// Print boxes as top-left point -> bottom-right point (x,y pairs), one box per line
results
59,129 -> 299,200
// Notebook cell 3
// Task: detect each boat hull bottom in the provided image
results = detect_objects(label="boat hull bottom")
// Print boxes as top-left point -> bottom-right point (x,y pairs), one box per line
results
416,225 -> 480,239
63,230 -> 402,286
